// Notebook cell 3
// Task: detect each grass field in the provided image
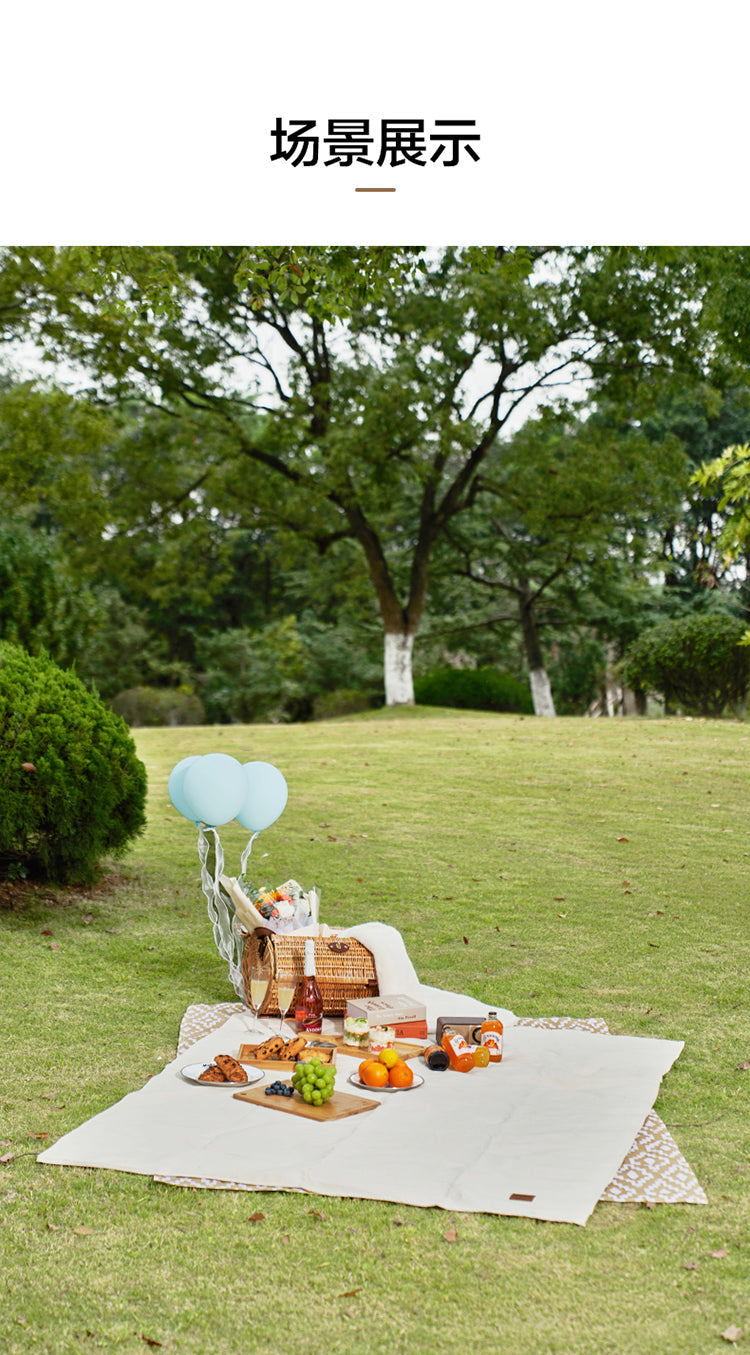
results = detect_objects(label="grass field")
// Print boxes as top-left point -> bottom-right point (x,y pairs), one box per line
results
1,708 -> 749,1354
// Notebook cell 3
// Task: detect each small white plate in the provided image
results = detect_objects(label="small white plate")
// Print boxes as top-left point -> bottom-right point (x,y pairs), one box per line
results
180,1063 -> 264,1087
347,1072 -> 424,1093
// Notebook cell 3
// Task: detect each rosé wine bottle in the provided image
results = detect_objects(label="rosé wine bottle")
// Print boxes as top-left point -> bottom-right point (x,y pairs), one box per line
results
294,938 -> 323,1034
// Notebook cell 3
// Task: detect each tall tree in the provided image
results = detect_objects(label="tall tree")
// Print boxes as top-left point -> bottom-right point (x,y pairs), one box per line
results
640,384 -> 750,613
441,405 -> 686,714
0,245 -> 716,704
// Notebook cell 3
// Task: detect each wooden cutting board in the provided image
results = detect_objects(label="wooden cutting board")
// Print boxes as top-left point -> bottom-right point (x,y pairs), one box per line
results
235,1038 -> 427,1068
236,1055 -> 308,1072
233,1084 -> 379,1121
328,1035 -> 426,1061
236,1042 -> 338,1072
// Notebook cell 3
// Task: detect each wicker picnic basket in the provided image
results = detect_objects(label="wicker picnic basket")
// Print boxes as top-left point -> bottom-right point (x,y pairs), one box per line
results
241,928 -> 378,1017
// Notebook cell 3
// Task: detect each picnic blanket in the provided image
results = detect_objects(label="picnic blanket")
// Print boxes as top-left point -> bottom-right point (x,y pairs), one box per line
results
161,1005 -> 707,1209
37,1002 -> 705,1225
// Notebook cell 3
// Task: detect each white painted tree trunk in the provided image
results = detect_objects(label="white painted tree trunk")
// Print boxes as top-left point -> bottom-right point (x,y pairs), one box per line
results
384,631 -> 415,706
604,641 -> 623,716
529,667 -> 556,717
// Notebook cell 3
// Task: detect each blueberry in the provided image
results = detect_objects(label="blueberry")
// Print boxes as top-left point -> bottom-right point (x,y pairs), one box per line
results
265,1087 -> 273,1095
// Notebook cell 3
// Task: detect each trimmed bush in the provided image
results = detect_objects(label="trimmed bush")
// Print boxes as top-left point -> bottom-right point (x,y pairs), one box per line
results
622,612 -> 750,717
111,686 -> 205,727
414,667 -> 534,714
0,643 -> 147,882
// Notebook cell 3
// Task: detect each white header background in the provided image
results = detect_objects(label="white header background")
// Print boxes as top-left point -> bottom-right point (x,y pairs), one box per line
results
3,0 -> 749,242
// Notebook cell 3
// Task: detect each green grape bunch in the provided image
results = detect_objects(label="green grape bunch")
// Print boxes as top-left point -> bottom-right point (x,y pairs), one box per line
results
291,1058 -> 336,1106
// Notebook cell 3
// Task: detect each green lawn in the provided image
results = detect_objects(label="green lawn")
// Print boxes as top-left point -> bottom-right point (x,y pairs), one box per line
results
1,709 -> 748,1354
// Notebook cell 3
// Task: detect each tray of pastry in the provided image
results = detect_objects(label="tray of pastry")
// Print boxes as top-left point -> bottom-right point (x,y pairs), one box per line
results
236,1036 -> 337,1070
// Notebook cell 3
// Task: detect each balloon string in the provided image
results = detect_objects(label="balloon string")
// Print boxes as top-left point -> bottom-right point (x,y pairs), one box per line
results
197,823 -> 243,999
240,832 -> 259,879
210,824 -> 225,893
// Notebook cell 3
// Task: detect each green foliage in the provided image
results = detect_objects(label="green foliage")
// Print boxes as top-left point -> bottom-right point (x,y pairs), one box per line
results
547,634 -> 607,715
226,245 -> 431,321
0,520 -> 175,699
0,380 -> 115,548
294,611 -> 383,701
440,401 -> 687,683
0,643 -> 147,882
692,244 -> 750,370
312,688 -> 376,719
0,250 -> 717,662
621,611 -> 750,717
76,586 -> 177,702
414,666 -> 534,714
110,686 -> 205,728
0,518 -> 101,667
195,617 -> 309,724
3,247 -> 750,707
195,614 -> 384,724
691,441 -> 750,562
637,385 -> 750,612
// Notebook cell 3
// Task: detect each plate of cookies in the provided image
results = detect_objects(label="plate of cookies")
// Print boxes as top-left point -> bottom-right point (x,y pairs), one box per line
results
180,1054 -> 264,1087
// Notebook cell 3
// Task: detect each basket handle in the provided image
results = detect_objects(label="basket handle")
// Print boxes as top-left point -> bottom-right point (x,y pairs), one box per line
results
254,928 -> 277,979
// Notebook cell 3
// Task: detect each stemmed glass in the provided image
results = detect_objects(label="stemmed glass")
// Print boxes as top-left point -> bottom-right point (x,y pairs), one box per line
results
276,970 -> 296,1035
247,962 -> 271,1037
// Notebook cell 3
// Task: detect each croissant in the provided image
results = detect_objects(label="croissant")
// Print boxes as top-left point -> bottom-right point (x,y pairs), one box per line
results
214,1054 -> 247,1083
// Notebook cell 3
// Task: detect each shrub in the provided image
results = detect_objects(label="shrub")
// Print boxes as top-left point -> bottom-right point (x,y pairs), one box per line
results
195,617 -> 309,723
312,688 -> 376,720
414,666 -> 534,714
622,612 -> 750,717
111,686 -> 205,727
0,644 -> 147,882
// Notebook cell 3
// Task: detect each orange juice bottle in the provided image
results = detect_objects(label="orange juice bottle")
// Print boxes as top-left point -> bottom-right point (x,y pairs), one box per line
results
480,1011 -> 503,1062
440,1026 -> 475,1073
471,1044 -> 490,1068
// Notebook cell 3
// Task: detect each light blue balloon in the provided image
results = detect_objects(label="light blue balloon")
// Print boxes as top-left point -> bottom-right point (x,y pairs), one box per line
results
237,761 -> 288,833
182,753 -> 247,827
167,755 -> 202,821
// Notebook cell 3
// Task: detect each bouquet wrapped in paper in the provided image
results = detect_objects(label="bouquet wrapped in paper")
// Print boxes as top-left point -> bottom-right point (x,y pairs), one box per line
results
221,876 -> 321,936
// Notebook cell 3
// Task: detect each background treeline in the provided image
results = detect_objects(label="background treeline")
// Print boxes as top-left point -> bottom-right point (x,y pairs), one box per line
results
2,246 -> 750,722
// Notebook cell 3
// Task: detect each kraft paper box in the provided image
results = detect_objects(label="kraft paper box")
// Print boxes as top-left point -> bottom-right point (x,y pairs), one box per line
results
347,994 -> 427,1025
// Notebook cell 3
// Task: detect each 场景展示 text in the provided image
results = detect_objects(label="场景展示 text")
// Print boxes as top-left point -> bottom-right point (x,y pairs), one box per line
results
270,118 -> 481,168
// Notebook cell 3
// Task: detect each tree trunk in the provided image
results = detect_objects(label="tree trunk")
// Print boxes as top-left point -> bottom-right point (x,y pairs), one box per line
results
343,502 -> 425,707
384,631 -> 415,705
529,667 -> 556,717
603,641 -> 623,716
519,583 -> 556,717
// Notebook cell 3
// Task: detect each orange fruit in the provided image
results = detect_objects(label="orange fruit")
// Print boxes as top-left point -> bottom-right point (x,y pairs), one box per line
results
358,1058 -> 377,1080
388,1060 -> 414,1089
360,1061 -> 390,1088
378,1047 -> 400,1069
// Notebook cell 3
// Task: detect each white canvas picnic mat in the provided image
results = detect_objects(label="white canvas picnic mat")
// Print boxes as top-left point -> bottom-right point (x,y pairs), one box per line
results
38,1005 -> 705,1226
163,1005 -> 707,1208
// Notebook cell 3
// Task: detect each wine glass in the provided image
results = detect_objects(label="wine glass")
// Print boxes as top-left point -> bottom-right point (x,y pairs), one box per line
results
276,970 -> 296,1035
247,963 -> 270,1037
